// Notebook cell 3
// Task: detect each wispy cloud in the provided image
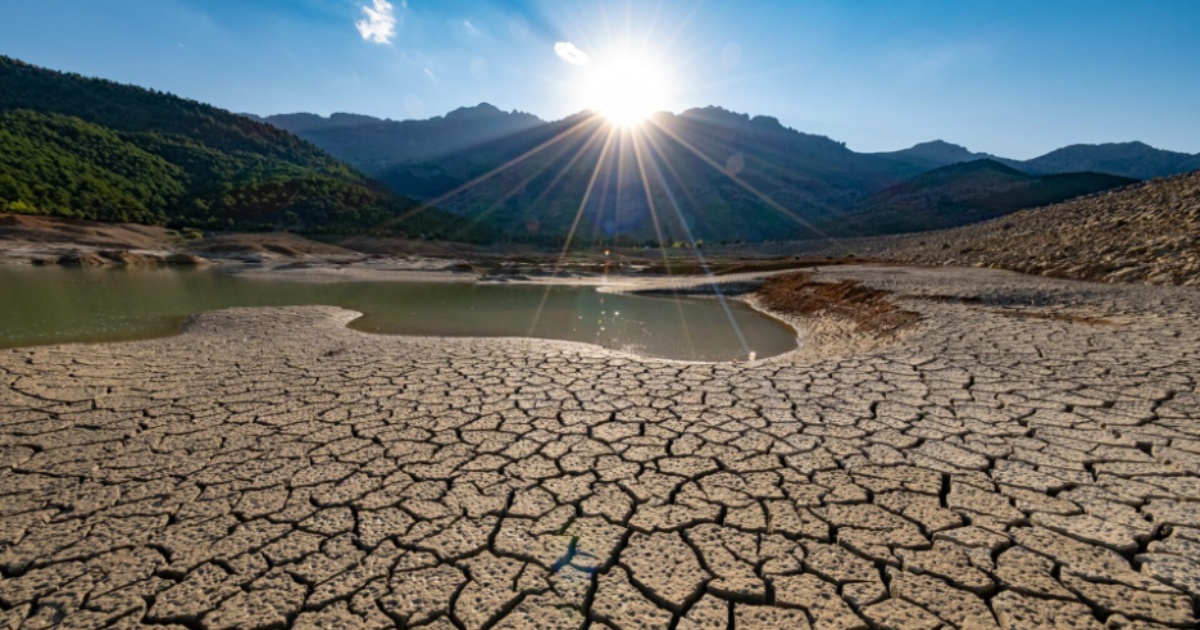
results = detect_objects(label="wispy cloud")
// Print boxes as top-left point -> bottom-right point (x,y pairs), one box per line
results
463,20 -> 478,35
356,0 -> 398,44
554,41 -> 591,66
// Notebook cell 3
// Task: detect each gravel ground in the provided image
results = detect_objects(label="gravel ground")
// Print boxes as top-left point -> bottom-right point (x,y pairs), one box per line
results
1,266 -> 1198,629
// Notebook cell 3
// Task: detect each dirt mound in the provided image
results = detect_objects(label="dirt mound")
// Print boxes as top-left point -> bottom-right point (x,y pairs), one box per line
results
0,214 -> 174,249
757,272 -> 919,335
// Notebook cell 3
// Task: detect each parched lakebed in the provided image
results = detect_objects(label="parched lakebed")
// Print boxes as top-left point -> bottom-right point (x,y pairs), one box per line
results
0,265 -> 1198,629
0,266 -> 797,361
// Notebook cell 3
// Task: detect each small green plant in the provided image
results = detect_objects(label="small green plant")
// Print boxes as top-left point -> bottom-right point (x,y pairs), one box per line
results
182,227 -> 204,241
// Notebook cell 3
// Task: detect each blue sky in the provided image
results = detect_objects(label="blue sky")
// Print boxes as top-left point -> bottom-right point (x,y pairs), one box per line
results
2,0 -> 1198,159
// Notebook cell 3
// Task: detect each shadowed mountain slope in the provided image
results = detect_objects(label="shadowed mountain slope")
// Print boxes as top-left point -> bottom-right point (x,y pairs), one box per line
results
366,107 -> 935,243
828,159 -> 1136,235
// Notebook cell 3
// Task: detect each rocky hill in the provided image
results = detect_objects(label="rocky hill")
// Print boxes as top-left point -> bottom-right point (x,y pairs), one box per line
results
802,171 -> 1200,285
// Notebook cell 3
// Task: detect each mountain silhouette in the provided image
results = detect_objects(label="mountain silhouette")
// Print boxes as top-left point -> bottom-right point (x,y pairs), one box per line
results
259,104 -> 544,173
263,106 -> 1159,242
829,159 -> 1137,235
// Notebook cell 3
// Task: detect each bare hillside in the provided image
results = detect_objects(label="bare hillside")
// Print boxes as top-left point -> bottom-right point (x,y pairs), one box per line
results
796,171 -> 1200,285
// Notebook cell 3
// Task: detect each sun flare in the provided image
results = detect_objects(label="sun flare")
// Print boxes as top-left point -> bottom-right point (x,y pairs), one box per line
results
582,53 -> 671,128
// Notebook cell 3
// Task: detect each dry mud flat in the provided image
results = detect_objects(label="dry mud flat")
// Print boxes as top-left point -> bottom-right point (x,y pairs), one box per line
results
1,266 -> 1199,629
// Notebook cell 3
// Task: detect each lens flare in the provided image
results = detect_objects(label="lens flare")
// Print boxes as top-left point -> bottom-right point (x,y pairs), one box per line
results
583,53 -> 670,128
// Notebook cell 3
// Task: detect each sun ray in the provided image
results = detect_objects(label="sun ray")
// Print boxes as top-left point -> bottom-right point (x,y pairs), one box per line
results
526,125 -> 620,336
646,116 -> 838,242
392,114 -> 606,226
524,118 -> 614,218
554,125 -> 619,271
646,114 -> 887,239
630,130 -> 697,357
453,114 -> 613,237
635,126 -> 752,356
638,122 -> 708,232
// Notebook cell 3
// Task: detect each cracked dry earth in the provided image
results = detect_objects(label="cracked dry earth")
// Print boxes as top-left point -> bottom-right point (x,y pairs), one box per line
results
2,266 -> 1200,630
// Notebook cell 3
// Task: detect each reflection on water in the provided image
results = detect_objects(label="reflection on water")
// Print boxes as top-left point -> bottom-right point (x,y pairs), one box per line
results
0,266 -> 798,361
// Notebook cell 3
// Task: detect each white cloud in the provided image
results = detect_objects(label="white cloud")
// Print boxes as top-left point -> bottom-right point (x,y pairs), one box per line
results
463,20 -> 478,35
356,0 -> 398,44
554,41 -> 591,66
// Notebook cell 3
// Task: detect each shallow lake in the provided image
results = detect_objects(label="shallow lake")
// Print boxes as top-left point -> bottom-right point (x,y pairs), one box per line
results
0,266 -> 798,361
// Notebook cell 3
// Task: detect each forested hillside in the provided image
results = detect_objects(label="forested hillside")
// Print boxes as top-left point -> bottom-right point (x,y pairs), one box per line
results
0,56 -> 483,239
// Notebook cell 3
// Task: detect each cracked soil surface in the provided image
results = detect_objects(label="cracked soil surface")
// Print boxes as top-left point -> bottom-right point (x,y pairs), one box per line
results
1,266 -> 1199,629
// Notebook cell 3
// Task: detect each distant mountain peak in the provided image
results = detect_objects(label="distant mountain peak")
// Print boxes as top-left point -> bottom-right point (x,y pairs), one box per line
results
911,139 -> 971,152
897,140 -> 976,159
261,111 -> 386,133
443,102 -> 542,123
680,106 -> 751,123
750,115 -> 783,129
445,102 -> 501,118
1026,140 -> 1200,179
676,106 -> 846,151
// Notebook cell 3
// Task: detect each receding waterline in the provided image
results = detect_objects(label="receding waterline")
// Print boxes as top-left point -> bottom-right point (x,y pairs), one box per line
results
0,267 -> 798,362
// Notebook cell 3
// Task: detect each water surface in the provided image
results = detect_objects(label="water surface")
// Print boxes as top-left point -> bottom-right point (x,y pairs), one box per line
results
0,266 -> 797,361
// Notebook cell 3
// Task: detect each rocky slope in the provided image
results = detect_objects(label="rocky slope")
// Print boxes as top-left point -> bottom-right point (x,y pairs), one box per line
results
797,171 -> 1200,285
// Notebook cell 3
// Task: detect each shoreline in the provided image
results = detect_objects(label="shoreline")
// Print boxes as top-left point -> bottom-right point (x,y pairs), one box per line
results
0,262 -> 832,364
0,256 -> 913,364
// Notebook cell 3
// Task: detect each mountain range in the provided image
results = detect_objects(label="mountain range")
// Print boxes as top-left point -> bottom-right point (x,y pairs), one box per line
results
262,105 -> 1195,242
1,55 -> 1196,245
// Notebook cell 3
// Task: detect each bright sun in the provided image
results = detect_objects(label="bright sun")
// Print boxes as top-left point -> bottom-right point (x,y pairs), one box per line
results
583,54 -> 670,128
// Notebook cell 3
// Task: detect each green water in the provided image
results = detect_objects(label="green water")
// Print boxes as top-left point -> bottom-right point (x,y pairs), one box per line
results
0,266 -> 798,361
